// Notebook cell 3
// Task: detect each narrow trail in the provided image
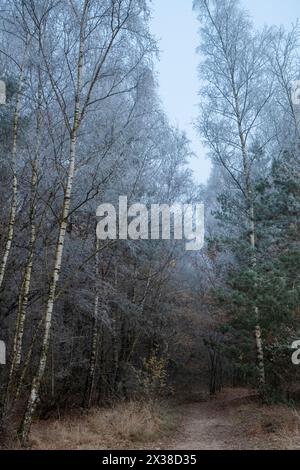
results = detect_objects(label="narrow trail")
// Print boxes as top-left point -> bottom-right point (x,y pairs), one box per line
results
160,388 -> 298,450
29,387 -> 300,450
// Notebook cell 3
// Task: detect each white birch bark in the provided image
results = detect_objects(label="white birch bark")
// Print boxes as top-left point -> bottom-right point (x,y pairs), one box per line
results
5,82 -> 42,409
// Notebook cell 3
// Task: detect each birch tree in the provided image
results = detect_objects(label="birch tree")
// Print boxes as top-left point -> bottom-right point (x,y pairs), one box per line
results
19,0 -> 154,444
4,69 -> 43,410
0,28 -> 29,291
194,0 -> 274,393
268,25 -> 300,146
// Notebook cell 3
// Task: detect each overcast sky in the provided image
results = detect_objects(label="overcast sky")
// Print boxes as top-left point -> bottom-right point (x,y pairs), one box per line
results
150,0 -> 299,184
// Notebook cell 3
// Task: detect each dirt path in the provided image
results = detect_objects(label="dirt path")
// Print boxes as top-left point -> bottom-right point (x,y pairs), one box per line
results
29,388 -> 300,450
160,388 -> 299,450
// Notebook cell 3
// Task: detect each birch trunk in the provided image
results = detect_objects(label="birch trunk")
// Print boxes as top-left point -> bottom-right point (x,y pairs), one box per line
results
198,0 -> 267,396
15,319 -> 43,402
0,51 -> 27,290
19,9 -> 86,442
5,84 -> 42,409
19,129 -> 78,445
83,239 -> 100,409
234,94 -> 266,393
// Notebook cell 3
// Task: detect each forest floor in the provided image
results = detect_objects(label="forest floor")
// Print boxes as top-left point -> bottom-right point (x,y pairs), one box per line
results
29,388 -> 300,450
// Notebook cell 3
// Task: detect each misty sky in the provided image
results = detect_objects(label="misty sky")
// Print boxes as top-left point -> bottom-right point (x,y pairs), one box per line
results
150,0 -> 299,184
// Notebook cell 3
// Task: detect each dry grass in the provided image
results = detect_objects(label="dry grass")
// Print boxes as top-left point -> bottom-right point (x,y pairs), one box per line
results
231,400 -> 300,449
29,401 -> 177,450
285,408 -> 300,449
8,389 -> 300,450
